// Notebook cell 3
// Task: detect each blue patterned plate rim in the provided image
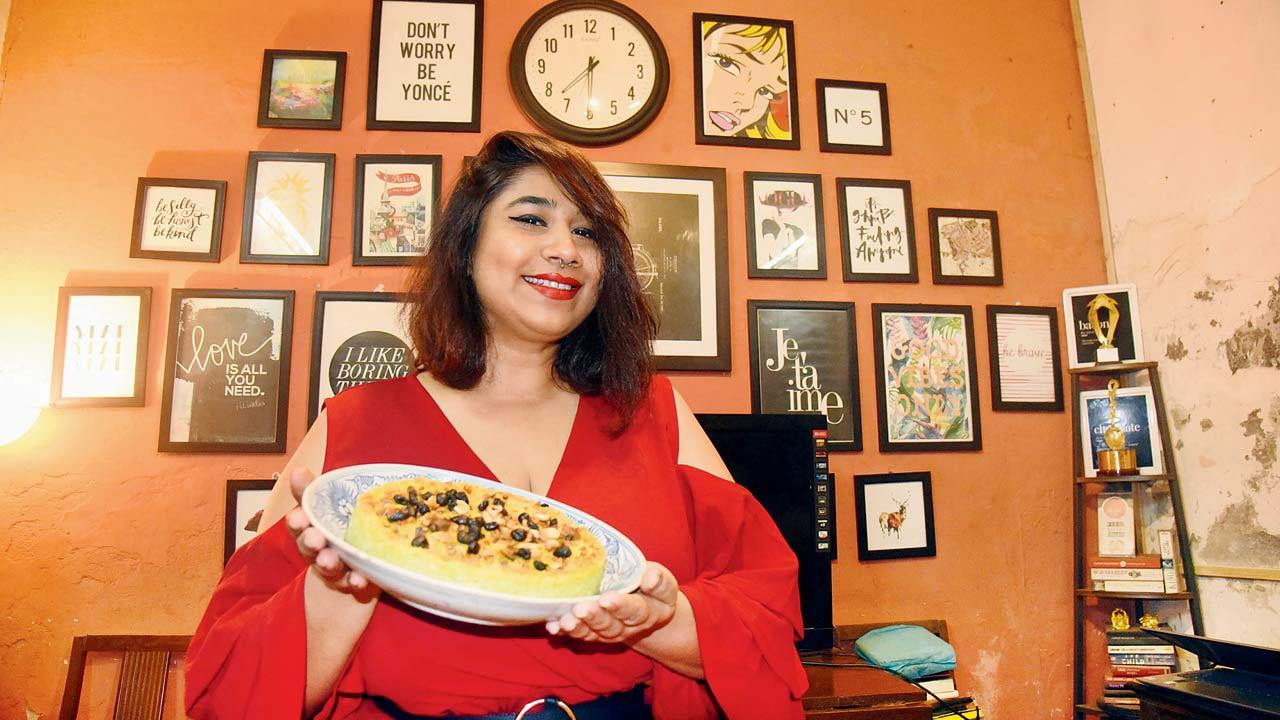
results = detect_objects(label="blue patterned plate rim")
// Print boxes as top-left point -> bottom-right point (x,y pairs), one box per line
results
302,463 -> 647,605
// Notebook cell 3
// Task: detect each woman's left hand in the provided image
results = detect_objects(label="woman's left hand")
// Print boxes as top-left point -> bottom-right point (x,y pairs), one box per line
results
546,561 -> 679,644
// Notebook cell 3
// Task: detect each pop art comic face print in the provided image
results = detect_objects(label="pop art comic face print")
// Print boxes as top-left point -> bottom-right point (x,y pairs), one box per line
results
700,22 -> 790,140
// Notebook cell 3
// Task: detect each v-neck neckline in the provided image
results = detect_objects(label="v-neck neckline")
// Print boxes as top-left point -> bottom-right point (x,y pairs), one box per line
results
411,373 -> 582,499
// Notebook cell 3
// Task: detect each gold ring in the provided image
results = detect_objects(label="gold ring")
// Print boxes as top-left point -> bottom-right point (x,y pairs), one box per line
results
513,697 -> 577,720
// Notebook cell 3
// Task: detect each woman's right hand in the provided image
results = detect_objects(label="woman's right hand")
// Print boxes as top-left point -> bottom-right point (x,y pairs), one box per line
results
284,467 -> 378,597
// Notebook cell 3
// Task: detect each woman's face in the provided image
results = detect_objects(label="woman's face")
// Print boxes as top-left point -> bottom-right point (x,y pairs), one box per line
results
701,24 -> 787,137
471,166 -> 603,349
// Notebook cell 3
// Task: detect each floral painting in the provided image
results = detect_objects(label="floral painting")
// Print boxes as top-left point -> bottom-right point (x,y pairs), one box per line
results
874,305 -> 982,452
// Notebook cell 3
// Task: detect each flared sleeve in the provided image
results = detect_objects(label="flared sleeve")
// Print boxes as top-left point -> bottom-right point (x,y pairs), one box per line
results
649,464 -> 808,720
184,519 -> 366,719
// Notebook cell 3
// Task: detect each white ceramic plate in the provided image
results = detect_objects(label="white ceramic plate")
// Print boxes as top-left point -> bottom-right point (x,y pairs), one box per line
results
302,463 -> 647,626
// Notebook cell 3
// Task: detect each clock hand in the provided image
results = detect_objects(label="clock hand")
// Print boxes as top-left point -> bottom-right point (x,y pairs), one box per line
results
560,56 -> 597,94
586,60 -> 594,118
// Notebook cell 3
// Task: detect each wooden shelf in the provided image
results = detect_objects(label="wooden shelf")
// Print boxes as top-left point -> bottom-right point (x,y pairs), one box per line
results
1076,589 -> 1193,600
1075,473 -> 1171,484
1075,704 -> 1105,716
1069,360 -> 1158,375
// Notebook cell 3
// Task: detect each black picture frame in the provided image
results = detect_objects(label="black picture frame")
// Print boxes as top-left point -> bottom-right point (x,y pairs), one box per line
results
224,478 -> 275,564
928,208 -> 1003,286
748,300 -> 862,451
872,303 -> 982,453
158,289 -> 294,453
129,177 -> 227,262
693,13 -> 800,150
352,154 -> 443,266
596,161 -> 730,371
256,49 -> 347,130
816,79 -> 891,155
240,152 -> 335,265
854,471 -> 936,561
743,172 -> 826,279
367,0 -> 484,132
50,286 -> 151,407
308,291 -> 414,426
836,177 -> 917,283
986,305 -> 1064,412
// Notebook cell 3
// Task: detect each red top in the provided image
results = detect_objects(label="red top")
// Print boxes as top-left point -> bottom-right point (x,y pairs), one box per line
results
185,374 -> 807,719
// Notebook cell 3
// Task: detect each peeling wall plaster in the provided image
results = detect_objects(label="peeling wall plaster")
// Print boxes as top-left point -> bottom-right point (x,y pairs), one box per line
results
1079,0 -> 1280,640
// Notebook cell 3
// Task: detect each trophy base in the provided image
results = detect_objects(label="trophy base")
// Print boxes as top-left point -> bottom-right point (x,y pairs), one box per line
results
1095,347 -> 1120,363
1097,448 -> 1139,476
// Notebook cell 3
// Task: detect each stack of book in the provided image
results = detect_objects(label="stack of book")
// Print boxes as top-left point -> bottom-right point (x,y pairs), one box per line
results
920,673 -> 983,718
931,700 -> 982,719
1097,628 -> 1178,717
1089,554 -> 1166,593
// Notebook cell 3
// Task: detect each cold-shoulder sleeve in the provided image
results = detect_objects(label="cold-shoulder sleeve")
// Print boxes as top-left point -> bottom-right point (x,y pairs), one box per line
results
649,464 -> 809,720
184,520 -> 366,719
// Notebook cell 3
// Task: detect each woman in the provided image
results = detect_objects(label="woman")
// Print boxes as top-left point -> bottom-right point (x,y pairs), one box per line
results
185,132 -> 807,719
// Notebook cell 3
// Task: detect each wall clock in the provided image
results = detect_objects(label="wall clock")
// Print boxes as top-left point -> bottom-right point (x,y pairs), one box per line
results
509,0 -> 669,146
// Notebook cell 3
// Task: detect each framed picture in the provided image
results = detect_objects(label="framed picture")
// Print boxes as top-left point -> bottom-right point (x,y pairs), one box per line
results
872,304 -> 982,452
1079,385 -> 1163,477
1062,283 -> 1145,367
224,478 -> 275,564
744,172 -> 825,279
158,289 -> 294,453
368,0 -> 483,131
50,287 -> 151,407
836,178 -> 917,283
928,208 -> 1003,285
986,305 -> 1064,412
748,300 -> 861,450
240,152 -> 335,265
309,292 -> 415,425
693,13 -> 799,150
854,472 -> 935,561
816,79 -> 891,155
597,161 -> 730,371
257,49 -> 347,129
353,154 -> 442,266
129,178 -> 227,262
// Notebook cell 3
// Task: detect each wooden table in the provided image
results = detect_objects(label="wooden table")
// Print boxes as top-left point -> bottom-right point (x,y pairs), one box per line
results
802,651 -> 933,719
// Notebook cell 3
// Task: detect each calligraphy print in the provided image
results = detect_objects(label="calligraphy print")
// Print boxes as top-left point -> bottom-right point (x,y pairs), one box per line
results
987,306 -> 1064,411
370,0 -> 482,130
873,304 -> 983,452
160,291 -> 293,452
309,293 -> 415,425
130,179 -> 226,261
750,301 -> 861,450
838,178 -> 916,282
745,172 -> 825,279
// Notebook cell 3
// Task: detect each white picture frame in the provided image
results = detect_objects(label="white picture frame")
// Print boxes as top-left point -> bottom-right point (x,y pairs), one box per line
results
1062,283 -> 1146,368
1079,385 -> 1163,477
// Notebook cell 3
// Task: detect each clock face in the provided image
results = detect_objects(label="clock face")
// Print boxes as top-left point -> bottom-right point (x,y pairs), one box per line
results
511,1 -> 668,144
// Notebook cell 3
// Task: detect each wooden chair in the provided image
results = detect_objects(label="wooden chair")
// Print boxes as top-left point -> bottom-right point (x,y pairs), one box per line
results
58,635 -> 191,720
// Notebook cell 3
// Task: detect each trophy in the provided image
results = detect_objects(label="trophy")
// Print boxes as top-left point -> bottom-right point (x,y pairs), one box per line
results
1098,379 -> 1138,476
1086,293 -> 1122,363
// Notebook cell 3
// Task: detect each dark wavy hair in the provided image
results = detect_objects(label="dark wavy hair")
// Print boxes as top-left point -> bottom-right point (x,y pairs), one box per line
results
405,131 -> 657,432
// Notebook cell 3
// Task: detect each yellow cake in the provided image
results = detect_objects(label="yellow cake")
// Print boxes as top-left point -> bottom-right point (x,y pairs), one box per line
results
344,477 -> 606,598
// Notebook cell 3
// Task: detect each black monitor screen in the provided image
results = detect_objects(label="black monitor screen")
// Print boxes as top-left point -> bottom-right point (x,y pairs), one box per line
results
695,413 -> 834,649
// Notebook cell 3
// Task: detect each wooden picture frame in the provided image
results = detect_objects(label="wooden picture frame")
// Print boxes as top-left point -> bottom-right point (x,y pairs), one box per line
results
1061,283 -> 1145,368
854,471 -> 936,561
129,178 -> 226,262
693,13 -> 799,150
224,478 -> 275,564
872,303 -> 982,452
240,152 -> 335,265
158,289 -> 294,453
50,287 -> 151,407
986,305 -> 1064,411
596,161 -> 730,371
816,79 -> 891,155
836,177 -> 917,283
928,208 -> 1003,286
257,49 -> 347,129
744,172 -> 825,279
352,154 -> 442,266
309,291 -> 414,426
368,0 -> 484,131
748,300 -> 861,450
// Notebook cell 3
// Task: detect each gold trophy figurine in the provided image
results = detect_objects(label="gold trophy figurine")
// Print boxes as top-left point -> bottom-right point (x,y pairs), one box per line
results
1109,608 -> 1131,631
1098,379 -> 1139,476
1086,293 -> 1122,364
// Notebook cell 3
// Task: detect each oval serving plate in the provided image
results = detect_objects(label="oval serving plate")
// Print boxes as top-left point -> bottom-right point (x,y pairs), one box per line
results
302,463 -> 646,626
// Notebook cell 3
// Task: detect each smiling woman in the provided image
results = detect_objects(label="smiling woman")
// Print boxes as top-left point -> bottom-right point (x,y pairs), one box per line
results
185,131 -> 808,720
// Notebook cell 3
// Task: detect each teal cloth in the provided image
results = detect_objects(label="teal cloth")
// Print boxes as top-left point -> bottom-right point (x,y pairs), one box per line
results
853,624 -> 957,680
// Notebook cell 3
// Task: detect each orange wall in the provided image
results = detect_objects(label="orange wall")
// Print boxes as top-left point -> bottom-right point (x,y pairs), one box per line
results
0,0 -> 1104,717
